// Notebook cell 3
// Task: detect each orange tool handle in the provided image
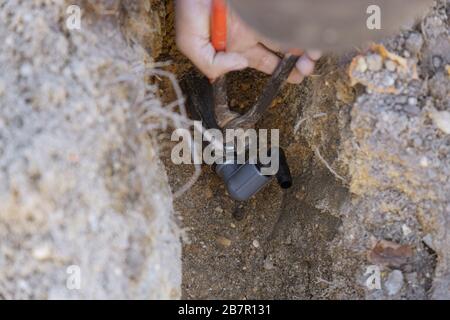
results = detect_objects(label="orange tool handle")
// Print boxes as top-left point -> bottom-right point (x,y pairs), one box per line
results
211,0 -> 227,52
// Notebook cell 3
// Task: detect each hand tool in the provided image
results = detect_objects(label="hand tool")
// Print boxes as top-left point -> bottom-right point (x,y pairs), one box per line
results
211,0 -> 300,130
212,0 -> 294,201
182,0 -> 296,201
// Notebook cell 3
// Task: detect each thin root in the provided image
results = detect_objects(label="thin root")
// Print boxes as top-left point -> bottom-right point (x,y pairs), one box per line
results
294,113 -> 327,134
314,147 -> 348,184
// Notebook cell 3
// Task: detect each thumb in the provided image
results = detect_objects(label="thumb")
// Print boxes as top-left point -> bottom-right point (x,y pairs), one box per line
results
177,35 -> 248,80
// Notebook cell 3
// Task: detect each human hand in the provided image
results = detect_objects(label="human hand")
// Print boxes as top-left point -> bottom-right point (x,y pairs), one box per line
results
176,0 -> 321,83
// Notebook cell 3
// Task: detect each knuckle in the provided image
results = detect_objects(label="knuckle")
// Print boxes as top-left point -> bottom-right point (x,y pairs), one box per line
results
255,55 -> 273,73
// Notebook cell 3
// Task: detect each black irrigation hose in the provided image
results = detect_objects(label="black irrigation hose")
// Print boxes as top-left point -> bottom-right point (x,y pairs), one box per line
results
276,148 -> 292,189
181,73 -> 220,130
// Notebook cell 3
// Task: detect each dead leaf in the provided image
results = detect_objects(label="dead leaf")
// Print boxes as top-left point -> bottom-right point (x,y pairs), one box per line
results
368,240 -> 413,268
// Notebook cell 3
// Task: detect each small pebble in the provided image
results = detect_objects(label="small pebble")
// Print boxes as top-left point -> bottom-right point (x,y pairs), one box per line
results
385,60 -> 397,72
263,259 -> 274,270
423,234 -> 436,251
383,76 -> 395,87
408,97 -> 418,106
32,244 -> 52,261
217,236 -> 231,248
413,137 -> 423,147
20,63 -> 33,77
397,95 -> 408,104
252,239 -> 260,248
405,32 -> 424,54
402,224 -> 412,237
366,54 -> 383,72
214,206 -> 224,213
432,55 -> 443,69
430,110 -> 450,134
385,270 -> 404,296
406,106 -> 421,117
394,104 -> 404,112
420,157 -> 429,168
355,57 -> 368,73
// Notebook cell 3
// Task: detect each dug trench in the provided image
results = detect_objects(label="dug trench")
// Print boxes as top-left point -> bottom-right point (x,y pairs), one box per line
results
153,0 -> 448,299
160,60 -> 349,298
162,63 -> 357,299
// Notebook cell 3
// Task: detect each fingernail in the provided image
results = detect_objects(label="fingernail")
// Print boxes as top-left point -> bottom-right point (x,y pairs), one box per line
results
297,56 -> 315,76
307,50 -> 322,61
289,73 -> 304,84
288,48 -> 304,56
